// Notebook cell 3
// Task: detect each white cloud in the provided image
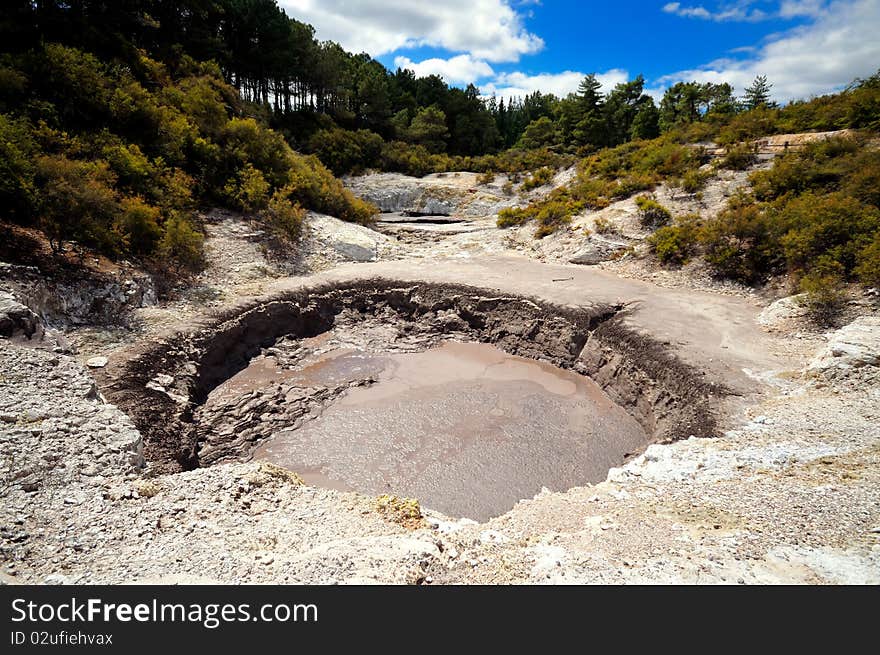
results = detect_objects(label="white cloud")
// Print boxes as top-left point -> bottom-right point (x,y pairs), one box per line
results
778,0 -> 828,17
393,55 -> 495,84
662,1 -> 774,21
279,0 -> 543,62
481,69 -> 630,100
657,0 -> 880,101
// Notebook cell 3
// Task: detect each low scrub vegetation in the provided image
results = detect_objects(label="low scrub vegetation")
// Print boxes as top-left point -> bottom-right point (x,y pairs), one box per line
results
637,135 -> 880,326
635,196 -> 672,228
0,44 -> 376,275
647,214 -> 702,265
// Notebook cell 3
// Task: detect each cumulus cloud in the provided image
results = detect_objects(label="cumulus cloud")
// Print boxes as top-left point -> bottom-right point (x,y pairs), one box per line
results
481,69 -> 630,100
393,55 -> 495,84
279,0 -> 543,62
657,0 -> 880,101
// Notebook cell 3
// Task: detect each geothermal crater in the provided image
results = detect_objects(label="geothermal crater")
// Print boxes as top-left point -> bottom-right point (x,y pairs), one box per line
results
97,280 -> 720,520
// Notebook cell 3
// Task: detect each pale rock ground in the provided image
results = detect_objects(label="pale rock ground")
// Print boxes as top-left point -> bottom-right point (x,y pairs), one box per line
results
1,135 -> 879,584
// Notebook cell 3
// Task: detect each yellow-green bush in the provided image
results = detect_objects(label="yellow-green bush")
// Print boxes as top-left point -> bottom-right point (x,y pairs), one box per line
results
796,258 -> 847,325
749,136 -> 860,201
648,214 -> 702,265
221,117 -> 293,187
718,143 -> 757,170
715,106 -> 779,146
35,154 -> 119,253
700,198 -> 783,283
855,233 -> 880,287
534,199 -> 574,238
584,138 -> 702,181
497,207 -> 531,228
611,173 -> 658,199
778,192 -> 880,275
680,168 -> 713,194
285,154 -> 377,225
307,127 -> 383,175
223,163 -> 270,212
262,188 -> 306,241
520,166 -> 555,191
117,196 -> 162,256
0,113 -> 36,219
159,213 -> 205,273
635,195 -> 672,227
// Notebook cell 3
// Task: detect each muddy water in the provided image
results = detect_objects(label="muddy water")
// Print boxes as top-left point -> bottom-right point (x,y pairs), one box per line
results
252,341 -> 649,521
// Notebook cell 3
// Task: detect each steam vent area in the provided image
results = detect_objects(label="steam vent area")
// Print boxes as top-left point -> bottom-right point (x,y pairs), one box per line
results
97,275 -> 731,522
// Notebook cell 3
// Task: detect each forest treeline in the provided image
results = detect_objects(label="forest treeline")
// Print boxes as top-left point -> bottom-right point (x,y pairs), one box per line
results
1,0 -> 879,298
8,0 -> 878,176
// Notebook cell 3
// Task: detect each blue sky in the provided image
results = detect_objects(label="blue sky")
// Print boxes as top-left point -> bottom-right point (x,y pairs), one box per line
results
279,1 -> 880,101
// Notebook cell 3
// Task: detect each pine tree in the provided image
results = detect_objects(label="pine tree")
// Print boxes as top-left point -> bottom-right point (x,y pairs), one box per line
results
743,75 -> 776,110
571,74 -> 607,147
630,99 -> 660,140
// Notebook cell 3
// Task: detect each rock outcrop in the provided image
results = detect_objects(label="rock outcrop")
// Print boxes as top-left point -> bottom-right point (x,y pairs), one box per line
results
568,236 -> 630,265
806,316 -> 880,383
304,212 -> 393,263
0,291 -> 43,340
345,172 -> 517,218
1,262 -> 156,327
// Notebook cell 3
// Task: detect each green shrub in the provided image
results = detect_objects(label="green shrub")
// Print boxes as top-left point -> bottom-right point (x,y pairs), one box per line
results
285,155 -> 377,225
307,128 -> 383,175
0,113 -> 36,219
35,155 -> 119,253
750,136 -> 862,201
635,195 -> 672,227
715,106 -> 779,146
700,199 -> 783,283
612,174 -> 657,199
262,188 -> 306,241
584,138 -> 703,182
102,142 -> 155,193
520,166 -> 555,191
159,213 -> 205,273
648,214 -> 702,265
221,117 -> 293,187
567,176 -> 607,206
496,207 -> 531,228
841,149 -> 880,208
796,258 -> 846,326
534,200 -> 573,238
117,196 -> 162,255
223,163 -> 270,212
778,192 -> 880,275
855,233 -> 880,287
379,140 -> 436,177
680,168 -> 712,194
718,143 -> 758,170
477,171 -> 495,185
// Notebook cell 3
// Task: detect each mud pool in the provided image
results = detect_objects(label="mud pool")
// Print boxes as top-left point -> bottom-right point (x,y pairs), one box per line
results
213,340 -> 650,520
